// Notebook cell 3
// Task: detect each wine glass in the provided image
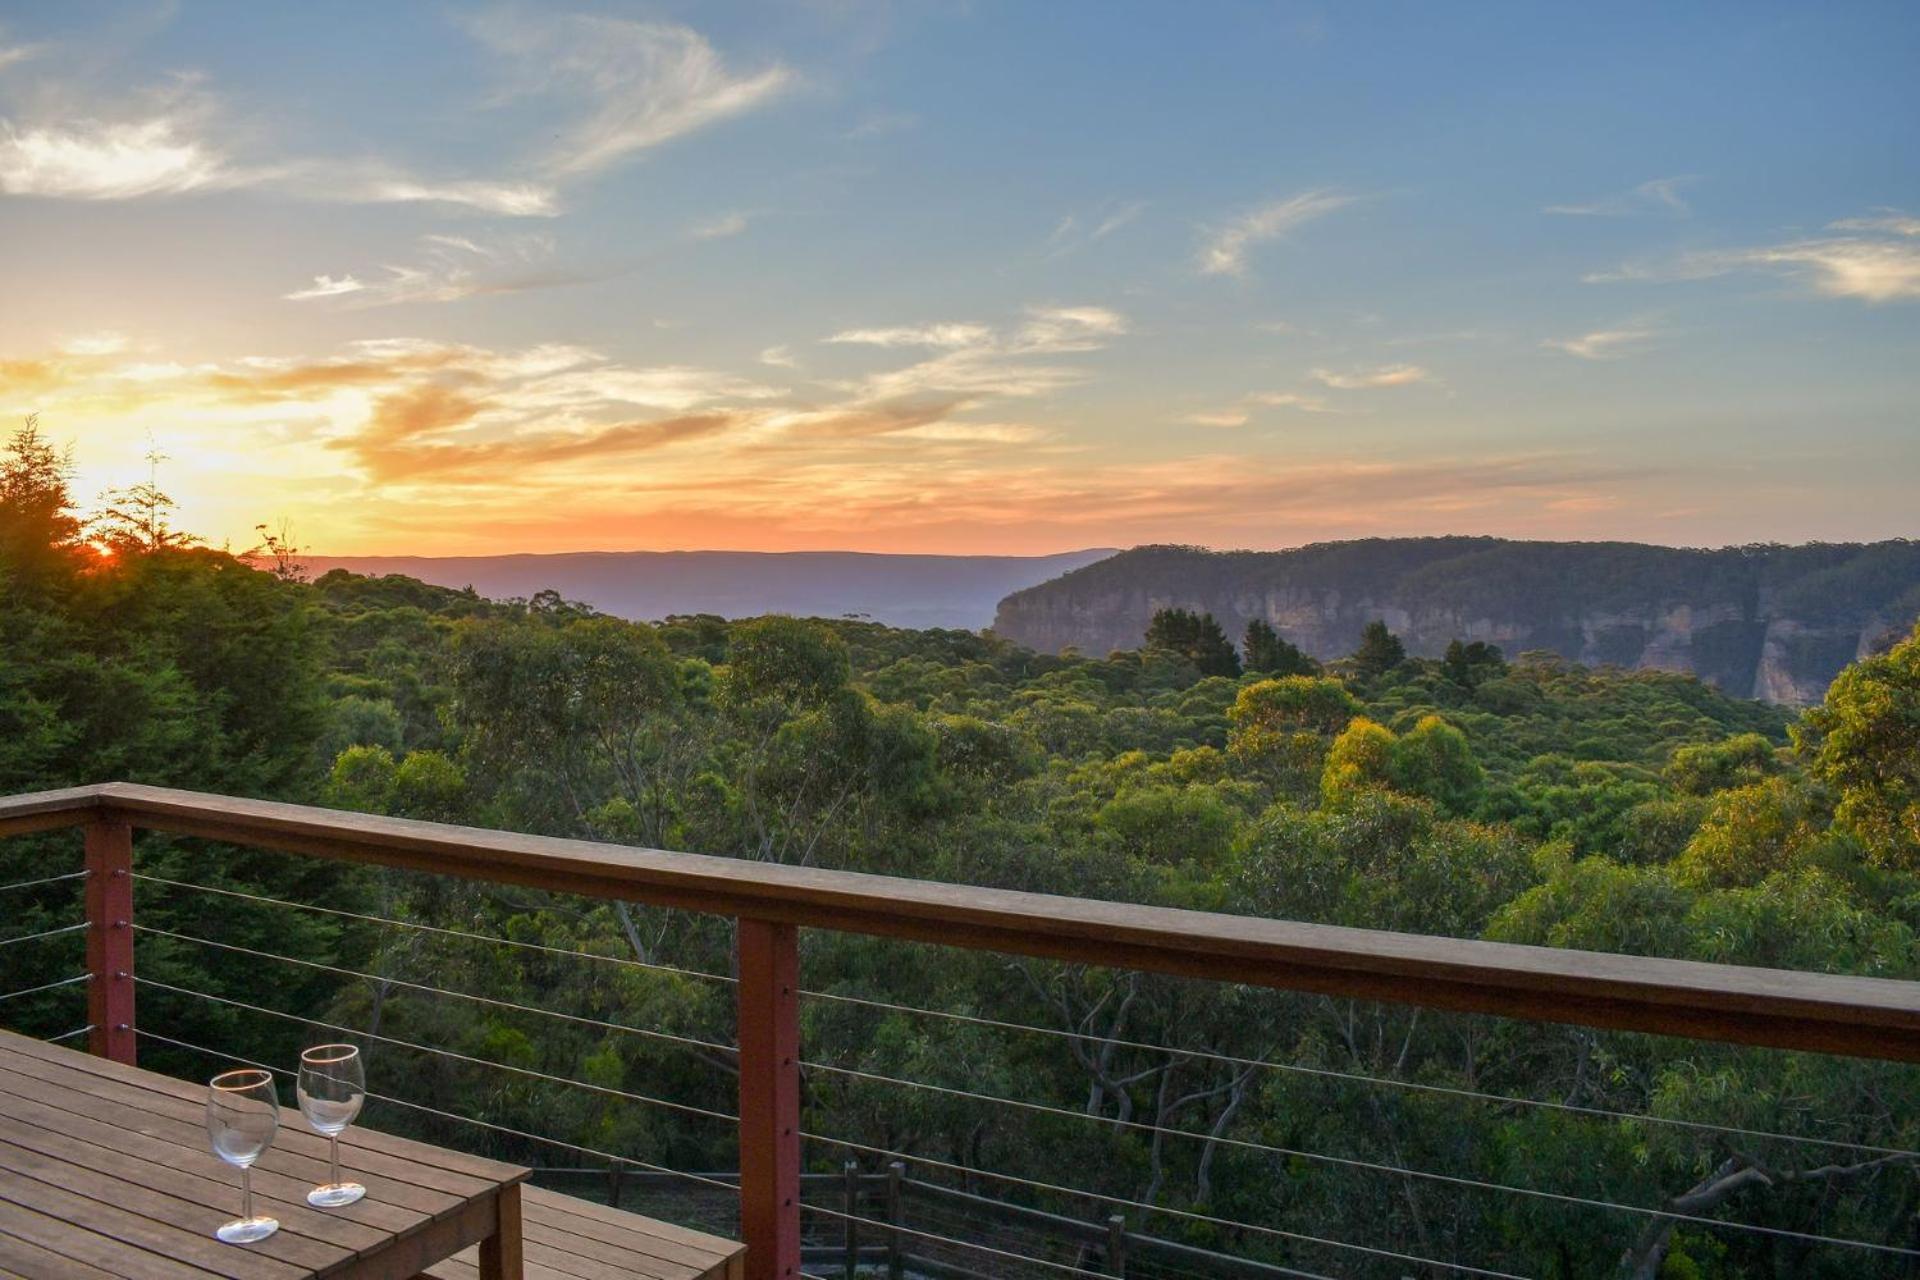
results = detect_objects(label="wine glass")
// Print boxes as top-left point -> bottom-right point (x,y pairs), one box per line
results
206,1069 -> 281,1243
297,1043 -> 367,1207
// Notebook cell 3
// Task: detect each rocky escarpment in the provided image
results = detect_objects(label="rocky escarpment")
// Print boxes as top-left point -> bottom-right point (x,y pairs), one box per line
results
992,538 -> 1920,706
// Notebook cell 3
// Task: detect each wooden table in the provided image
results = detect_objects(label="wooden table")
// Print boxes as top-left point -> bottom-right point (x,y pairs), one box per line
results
0,1030 -> 527,1279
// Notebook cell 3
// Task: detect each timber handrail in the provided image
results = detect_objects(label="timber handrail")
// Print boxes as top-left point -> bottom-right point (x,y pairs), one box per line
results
5,782 -> 1919,1061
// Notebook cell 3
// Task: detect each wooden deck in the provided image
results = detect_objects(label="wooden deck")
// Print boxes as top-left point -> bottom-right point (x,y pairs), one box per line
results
421,1188 -> 742,1280
0,1031 -> 741,1280
0,1030 -> 527,1278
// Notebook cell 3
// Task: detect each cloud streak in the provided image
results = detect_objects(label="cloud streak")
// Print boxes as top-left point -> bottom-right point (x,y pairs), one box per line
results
1311,363 -> 1433,389
0,115 -> 250,199
1545,175 -> 1694,217
284,234 -> 574,308
1197,189 -> 1354,277
1541,327 -> 1656,359
1589,215 -> 1920,302
466,9 -> 793,177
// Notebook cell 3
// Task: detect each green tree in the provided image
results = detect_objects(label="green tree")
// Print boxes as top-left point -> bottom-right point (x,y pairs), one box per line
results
93,449 -> 195,556
1796,622 -> 1920,872
1665,732 -> 1780,795
1242,619 -> 1317,676
1440,639 -> 1505,689
1351,619 -> 1407,678
0,415 -> 85,587
1227,676 -> 1358,797
1321,716 -> 1396,806
1388,713 -> 1483,814
1143,607 -> 1241,678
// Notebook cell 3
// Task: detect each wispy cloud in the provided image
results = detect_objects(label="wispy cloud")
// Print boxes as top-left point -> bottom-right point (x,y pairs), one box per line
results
759,345 -> 799,369
689,211 -> 750,240
1250,391 -> 1331,410
1182,389 -> 1330,426
1047,200 -> 1145,255
828,323 -> 994,349
843,111 -> 916,141
285,275 -> 367,301
1311,363 -> 1433,389
0,78 -> 557,213
1197,189 -> 1354,277
1541,326 -> 1656,360
58,331 -> 131,356
0,114 -> 251,199
1588,214 -> 1920,303
465,9 -> 793,177
322,171 -> 558,216
827,305 -> 1128,404
1181,409 -> 1249,427
1830,210 -> 1920,238
284,234 -> 571,308
1545,175 -> 1695,217
0,36 -> 43,74
128,337 -> 785,482
1016,306 -> 1127,352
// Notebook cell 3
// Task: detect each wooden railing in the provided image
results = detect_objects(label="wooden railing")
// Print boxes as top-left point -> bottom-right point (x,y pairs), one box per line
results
6,781 -> 1920,1279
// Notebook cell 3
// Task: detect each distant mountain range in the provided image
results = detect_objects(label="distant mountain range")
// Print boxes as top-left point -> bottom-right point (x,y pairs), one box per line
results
298,548 -> 1117,631
992,538 -> 1920,705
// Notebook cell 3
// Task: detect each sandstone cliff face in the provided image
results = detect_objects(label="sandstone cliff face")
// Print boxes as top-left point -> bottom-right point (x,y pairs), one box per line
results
992,539 -> 1920,706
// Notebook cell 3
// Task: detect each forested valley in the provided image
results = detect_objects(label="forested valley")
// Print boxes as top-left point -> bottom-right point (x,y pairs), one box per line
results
3,422 -> 1918,1279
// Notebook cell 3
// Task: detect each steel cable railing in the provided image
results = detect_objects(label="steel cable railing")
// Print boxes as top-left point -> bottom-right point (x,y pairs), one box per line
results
125,870 -> 1920,1276
0,973 -> 91,1005
802,986 -> 1920,1159
799,1201 -> 1338,1280
122,892 -> 1396,1277
130,1025 -> 739,1192
131,871 -> 735,985
0,921 -> 88,949
131,975 -> 737,1125
799,1058 -> 1920,1262
0,870 -> 89,894
129,922 -> 737,1057
797,1131 -> 1530,1280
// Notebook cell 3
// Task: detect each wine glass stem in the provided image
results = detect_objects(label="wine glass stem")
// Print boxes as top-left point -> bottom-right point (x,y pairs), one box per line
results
242,1166 -> 254,1221
330,1132 -> 341,1188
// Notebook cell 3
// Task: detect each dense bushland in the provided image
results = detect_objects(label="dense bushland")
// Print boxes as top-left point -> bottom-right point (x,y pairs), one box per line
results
3,421 -> 1917,1278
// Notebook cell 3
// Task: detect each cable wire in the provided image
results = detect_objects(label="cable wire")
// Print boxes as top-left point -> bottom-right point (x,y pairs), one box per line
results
801,1131 -> 1528,1279
45,1026 -> 93,1044
802,1203 -> 1336,1280
800,1060 -> 1920,1259
132,871 -> 734,984
132,1027 -> 741,1196
0,922 -> 86,949
0,974 -> 91,1004
131,923 -> 736,1056
130,975 -> 734,1123
802,988 -> 1919,1159
0,871 -> 88,894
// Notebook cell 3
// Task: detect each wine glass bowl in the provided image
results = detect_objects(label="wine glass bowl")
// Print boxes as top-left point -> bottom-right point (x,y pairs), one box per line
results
206,1068 -> 281,1243
297,1043 -> 367,1208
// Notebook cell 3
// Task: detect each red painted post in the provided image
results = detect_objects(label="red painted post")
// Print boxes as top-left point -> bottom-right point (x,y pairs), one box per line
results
83,819 -> 135,1064
736,918 -> 800,1280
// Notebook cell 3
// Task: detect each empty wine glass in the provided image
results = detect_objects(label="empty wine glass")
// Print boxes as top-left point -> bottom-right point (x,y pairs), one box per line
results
297,1043 -> 367,1207
206,1068 -> 281,1243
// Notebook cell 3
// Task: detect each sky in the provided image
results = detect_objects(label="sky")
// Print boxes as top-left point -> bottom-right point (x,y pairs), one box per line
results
0,1 -> 1916,557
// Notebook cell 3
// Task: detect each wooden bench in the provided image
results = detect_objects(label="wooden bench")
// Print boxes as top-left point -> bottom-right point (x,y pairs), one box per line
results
421,1185 -> 743,1280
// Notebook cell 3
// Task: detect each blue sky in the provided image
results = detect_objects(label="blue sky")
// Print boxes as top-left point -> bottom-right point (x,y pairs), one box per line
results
0,1 -> 1915,554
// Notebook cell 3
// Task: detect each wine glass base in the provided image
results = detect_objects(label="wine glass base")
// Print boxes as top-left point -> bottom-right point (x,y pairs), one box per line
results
216,1216 -> 280,1243
308,1182 -> 367,1208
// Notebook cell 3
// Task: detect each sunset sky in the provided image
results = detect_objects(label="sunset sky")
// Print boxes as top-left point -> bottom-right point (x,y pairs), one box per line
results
1,2 -> 1916,556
